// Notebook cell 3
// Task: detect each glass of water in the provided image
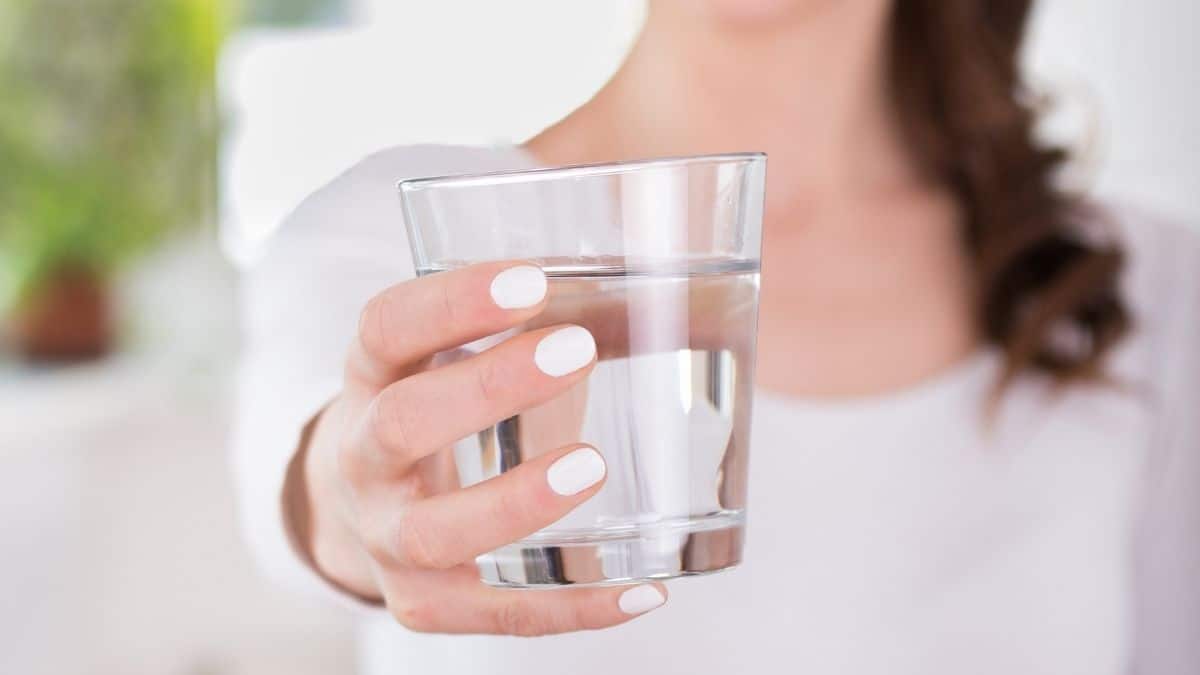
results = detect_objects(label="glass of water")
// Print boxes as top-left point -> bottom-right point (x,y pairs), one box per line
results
399,153 -> 766,587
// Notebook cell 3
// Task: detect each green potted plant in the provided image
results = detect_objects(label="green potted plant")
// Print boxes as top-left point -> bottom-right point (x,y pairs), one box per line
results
0,0 -> 231,362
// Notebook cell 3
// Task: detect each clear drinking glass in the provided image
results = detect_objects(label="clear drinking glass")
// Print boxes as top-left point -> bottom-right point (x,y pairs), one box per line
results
399,153 -> 766,587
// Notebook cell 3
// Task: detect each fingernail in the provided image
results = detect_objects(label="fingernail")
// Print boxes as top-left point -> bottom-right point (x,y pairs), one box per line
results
534,326 -> 596,377
490,265 -> 547,309
547,446 -> 606,496
618,585 -> 666,615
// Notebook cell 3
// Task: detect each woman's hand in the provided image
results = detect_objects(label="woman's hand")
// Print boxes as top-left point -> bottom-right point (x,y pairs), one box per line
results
294,261 -> 667,635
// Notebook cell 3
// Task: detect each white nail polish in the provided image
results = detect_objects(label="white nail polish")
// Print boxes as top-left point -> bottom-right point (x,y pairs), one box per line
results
490,265 -> 547,309
618,585 -> 666,615
534,326 -> 596,377
546,447 -> 606,496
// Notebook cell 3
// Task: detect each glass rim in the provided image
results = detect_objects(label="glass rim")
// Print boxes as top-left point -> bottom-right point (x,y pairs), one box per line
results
398,151 -> 767,193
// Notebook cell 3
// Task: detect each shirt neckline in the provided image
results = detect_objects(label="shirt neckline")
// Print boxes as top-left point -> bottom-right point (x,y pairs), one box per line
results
756,348 -> 1000,419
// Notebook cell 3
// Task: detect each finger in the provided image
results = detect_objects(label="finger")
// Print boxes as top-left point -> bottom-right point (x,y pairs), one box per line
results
354,324 -> 596,474
362,444 -> 606,570
348,261 -> 549,389
383,566 -> 668,636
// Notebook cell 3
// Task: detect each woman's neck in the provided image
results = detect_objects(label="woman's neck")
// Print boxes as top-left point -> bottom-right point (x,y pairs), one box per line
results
532,0 -> 917,204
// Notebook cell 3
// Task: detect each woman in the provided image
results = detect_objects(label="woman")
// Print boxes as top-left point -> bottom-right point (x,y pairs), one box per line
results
233,1 -> 1200,673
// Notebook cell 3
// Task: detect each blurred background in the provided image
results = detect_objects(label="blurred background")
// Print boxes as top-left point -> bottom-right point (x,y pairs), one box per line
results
0,1 -> 1196,673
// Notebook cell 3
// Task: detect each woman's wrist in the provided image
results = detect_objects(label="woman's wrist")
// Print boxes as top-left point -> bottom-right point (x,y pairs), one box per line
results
283,401 -> 383,604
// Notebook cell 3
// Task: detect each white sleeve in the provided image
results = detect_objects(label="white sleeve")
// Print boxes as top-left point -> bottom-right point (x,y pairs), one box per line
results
1126,215 -> 1200,674
228,145 -> 535,610
229,149 -> 418,610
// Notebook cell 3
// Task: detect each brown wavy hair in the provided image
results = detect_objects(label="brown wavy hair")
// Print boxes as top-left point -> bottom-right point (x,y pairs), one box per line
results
890,0 -> 1129,387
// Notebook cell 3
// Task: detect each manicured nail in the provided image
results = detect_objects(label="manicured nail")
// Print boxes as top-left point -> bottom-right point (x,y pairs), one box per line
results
547,446 -> 606,496
490,265 -> 547,309
618,585 -> 666,615
534,326 -> 596,377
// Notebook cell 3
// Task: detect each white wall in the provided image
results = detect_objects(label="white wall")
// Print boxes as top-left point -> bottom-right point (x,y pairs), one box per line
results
220,0 -> 1199,264
1026,0 -> 1200,222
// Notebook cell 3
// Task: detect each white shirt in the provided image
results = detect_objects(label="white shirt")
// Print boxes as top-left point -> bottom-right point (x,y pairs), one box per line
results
231,145 -> 1200,675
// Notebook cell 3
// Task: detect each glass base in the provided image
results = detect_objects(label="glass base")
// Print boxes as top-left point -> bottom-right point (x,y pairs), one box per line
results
477,512 -> 745,588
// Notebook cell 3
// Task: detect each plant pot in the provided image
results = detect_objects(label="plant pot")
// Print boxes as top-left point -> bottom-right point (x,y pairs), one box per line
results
10,266 -> 114,363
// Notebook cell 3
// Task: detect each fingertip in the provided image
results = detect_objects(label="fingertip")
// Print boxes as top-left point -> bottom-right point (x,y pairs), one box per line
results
546,445 -> 607,496
617,583 -> 668,616
534,325 -> 597,377
490,263 -> 548,310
